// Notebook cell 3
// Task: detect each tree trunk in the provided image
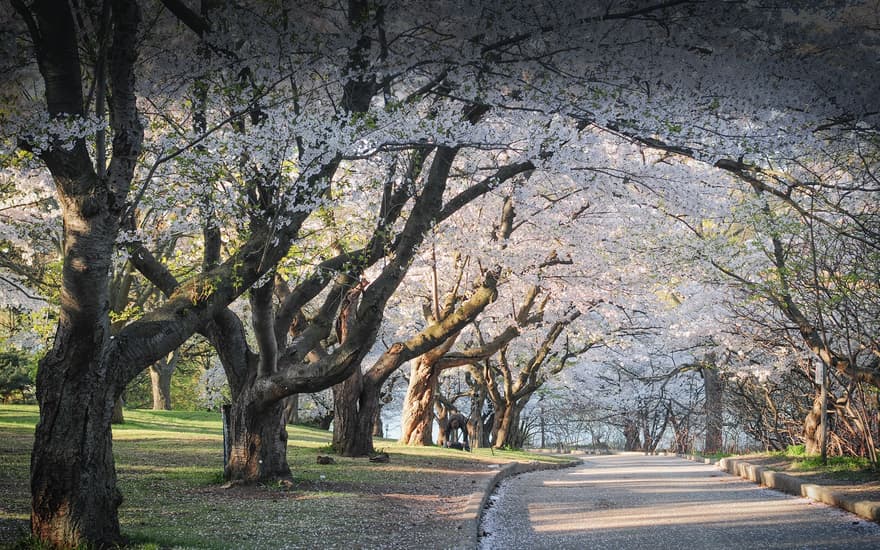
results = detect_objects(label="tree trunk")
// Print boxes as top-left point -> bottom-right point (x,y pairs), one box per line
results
225,394 -> 290,482
332,369 -> 380,456
282,394 -> 299,425
435,400 -> 450,447
467,382 -> 487,449
29,147 -> 127,545
149,363 -> 173,410
317,411 -> 334,431
670,413 -> 690,454
399,357 -> 441,446
31,348 -> 124,547
804,391 -> 824,455
480,409 -> 493,448
111,396 -> 125,424
372,405 -> 384,438
623,419 -> 641,451
493,401 -> 521,449
703,367 -> 723,454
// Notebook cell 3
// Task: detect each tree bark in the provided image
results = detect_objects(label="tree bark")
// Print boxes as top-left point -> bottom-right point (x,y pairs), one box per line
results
224,392 -> 290,482
20,0 -> 144,543
434,400 -> 451,447
804,391 -> 825,455
31,348 -> 124,547
371,405 -> 384,438
703,366 -> 723,454
623,419 -> 641,451
493,401 -> 524,449
149,357 -> 176,410
466,368 -> 487,449
399,356 -> 442,446
332,368 -> 381,456
282,394 -> 299,425
111,396 -> 125,424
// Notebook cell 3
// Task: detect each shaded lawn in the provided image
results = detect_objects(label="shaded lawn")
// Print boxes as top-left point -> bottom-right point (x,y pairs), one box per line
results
0,405 -> 568,549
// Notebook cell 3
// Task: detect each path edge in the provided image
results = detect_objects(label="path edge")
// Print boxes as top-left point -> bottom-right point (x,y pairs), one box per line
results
459,458 -> 581,549
675,453 -> 880,523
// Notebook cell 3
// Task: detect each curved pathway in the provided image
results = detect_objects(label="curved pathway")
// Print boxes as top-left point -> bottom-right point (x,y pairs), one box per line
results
480,453 -> 880,549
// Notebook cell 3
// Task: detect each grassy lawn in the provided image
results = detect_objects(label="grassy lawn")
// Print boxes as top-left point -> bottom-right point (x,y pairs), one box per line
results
0,404 -> 569,549
769,444 -> 879,482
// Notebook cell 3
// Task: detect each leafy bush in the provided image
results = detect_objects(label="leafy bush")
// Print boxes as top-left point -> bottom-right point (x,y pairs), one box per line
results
0,348 -> 37,403
784,444 -> 806,457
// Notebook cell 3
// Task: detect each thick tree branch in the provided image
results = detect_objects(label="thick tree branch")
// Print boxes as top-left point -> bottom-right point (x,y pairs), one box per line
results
159,0 -> 210,36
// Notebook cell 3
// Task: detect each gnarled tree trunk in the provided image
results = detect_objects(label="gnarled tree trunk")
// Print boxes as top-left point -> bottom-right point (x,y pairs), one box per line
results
332,368 -> 382,456
31,355 -> 124,547
20,0 -> 143,543
804,391 -> 825,455
493,401 -> 524,449
225,393 -> 290,482
399,356 -> 442,446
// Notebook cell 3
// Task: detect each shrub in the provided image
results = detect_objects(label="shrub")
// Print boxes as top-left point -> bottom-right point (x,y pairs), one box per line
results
784,444 -> 806,457
0,348 -> 36,403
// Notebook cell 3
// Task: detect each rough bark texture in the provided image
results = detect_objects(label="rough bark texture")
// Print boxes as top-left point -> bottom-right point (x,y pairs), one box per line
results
435,404 -> 449,447
149,355 -> 177,410
804,391 -> 825,455
18,0 -> 146,544
111,396 -> 125,424
225,393 -> 291,482
466,370 -> 488,449
332,368 -> 381,456
371,406 -> 384,438
282,394 -> 300,425
31,359 -> 124,547
399,356 -> 442,446
493,402 -> 523,449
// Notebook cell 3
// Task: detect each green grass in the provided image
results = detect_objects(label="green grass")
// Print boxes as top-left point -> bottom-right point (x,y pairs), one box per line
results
760,443 -> 879,481
0,404 -> 569,549
782,444 -> 807,457
791,455 -> 873,473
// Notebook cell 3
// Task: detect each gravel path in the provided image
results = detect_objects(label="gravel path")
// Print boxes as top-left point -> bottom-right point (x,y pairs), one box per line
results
479,453 -> 880,549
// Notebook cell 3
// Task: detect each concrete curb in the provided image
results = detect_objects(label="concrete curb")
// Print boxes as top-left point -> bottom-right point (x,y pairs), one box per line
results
676,453 -> 880,523
459,458 -> 581,549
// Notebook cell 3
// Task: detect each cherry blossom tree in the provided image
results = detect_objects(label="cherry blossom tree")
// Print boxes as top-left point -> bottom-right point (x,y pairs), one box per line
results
4,0 -> 879,546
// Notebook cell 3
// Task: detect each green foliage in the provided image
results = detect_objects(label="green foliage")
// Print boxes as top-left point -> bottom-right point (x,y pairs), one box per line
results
792,455 -> 873,473
123,356 -> 205,411
0,347 -> 37,403
109,303 -> 143,325
783,444 -> 806,457
770,444 -> 875,476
